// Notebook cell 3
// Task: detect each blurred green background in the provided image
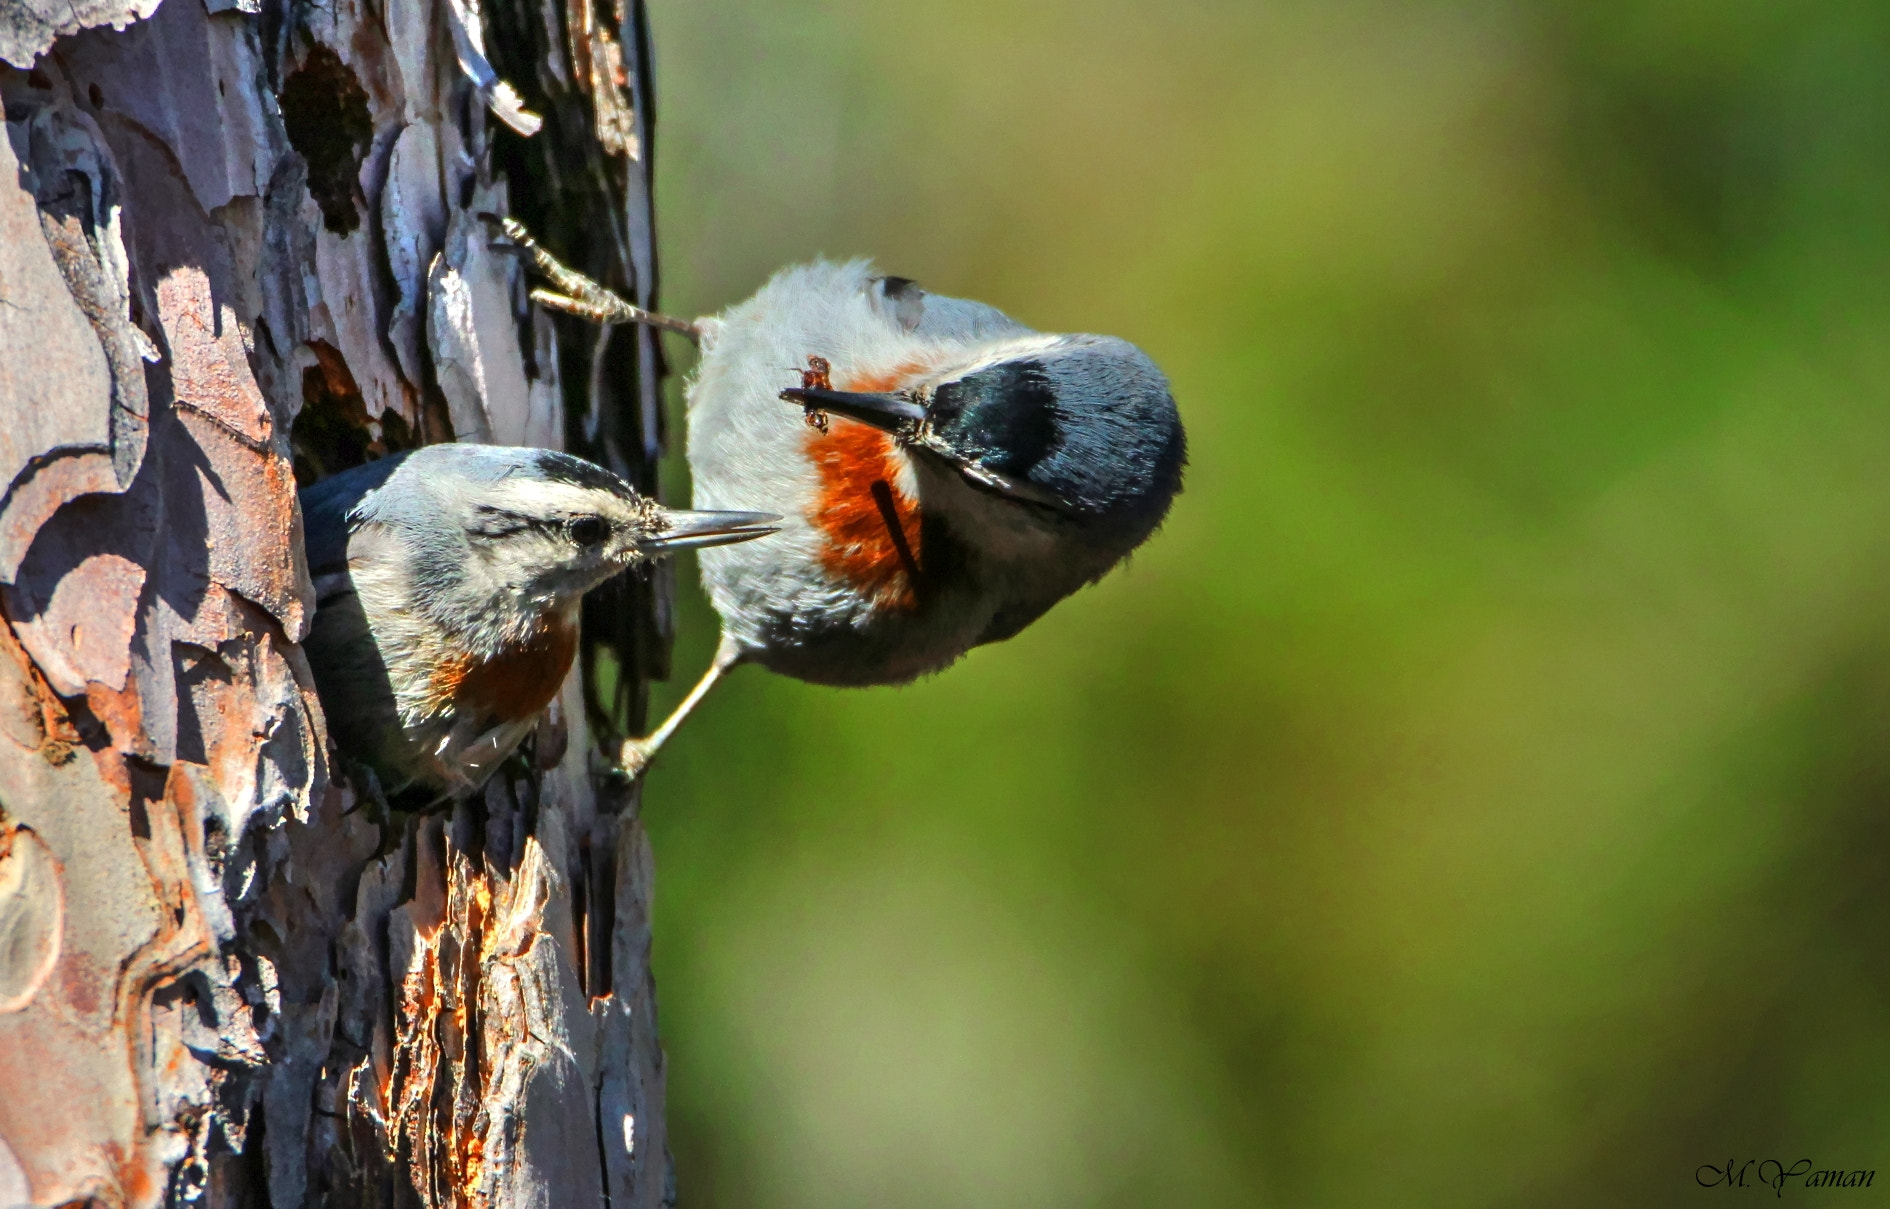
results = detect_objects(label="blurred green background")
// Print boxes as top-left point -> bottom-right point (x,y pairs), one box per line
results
634,1 -> 1890,1204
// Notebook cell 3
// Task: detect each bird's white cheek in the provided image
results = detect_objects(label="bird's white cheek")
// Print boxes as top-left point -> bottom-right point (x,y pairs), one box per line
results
890,446 -> 921,501
975,507 -> 1063,565
909,458 -> 1059,566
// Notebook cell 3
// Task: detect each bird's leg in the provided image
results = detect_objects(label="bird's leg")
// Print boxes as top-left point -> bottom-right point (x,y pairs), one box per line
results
620,632 -> 745,777
486,215 -> 703,343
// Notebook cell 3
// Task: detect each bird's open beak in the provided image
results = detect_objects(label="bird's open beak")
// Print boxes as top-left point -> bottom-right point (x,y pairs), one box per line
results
779,386 -> 926,433
645,509 -> 782,553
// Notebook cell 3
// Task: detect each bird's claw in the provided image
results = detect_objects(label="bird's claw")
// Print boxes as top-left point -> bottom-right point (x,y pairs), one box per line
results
619,737 -> 655,779
487,216 -> 703,342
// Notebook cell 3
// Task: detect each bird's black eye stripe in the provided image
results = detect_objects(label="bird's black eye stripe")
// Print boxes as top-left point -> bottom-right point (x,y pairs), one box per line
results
930,359 -> 1059,477
567,516 -> 610,547
469,505 -> 534,538
470,505 -> 609,546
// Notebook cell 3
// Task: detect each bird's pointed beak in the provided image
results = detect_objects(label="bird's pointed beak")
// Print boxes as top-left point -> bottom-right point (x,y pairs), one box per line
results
643,509 -> 782,553
779,386 -> 927,433
780,382 -> 1080,515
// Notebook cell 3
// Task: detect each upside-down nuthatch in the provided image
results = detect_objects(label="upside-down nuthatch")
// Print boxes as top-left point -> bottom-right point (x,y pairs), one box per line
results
559,257 -> 1186,773
299,442 -> 778,796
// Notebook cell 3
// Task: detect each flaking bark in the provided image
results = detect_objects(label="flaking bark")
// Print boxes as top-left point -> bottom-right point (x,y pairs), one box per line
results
0,0 -> 674,1204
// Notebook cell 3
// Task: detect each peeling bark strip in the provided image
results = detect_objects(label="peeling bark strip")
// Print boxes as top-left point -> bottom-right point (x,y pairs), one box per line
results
0,0 -> 673,1205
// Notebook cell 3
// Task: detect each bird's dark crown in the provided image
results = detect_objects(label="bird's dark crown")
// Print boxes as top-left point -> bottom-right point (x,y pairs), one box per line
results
525,448 -> 638,500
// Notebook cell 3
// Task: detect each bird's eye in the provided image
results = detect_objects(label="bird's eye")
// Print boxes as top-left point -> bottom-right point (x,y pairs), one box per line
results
568,516 -> 609,547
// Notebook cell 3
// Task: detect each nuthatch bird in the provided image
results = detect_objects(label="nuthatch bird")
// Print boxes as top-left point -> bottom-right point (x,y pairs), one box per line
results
508,223 -> 1186,774
299,442 -> 778,797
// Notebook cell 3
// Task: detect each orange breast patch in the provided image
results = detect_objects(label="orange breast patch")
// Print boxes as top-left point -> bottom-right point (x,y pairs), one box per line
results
807,421 -> 923,611
803,362 -> 933,612
427,614 -> 579,725
841,360 -> 931,394
801,358 -> 941,608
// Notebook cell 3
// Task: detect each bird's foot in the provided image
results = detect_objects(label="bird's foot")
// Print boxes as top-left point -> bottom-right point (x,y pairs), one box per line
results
618,736 -> 658,780
482,215 -> 702,342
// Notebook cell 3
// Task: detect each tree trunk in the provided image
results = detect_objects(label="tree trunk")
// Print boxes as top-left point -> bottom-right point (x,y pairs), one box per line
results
0,0 -> 674,1203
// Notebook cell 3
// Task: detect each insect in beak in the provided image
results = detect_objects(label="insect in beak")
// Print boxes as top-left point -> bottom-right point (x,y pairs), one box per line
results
778,386 -> 927,434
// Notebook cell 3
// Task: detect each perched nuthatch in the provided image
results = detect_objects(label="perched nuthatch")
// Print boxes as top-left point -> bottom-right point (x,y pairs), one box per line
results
509,233 -> 1186,773
299,442 -> 778,797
